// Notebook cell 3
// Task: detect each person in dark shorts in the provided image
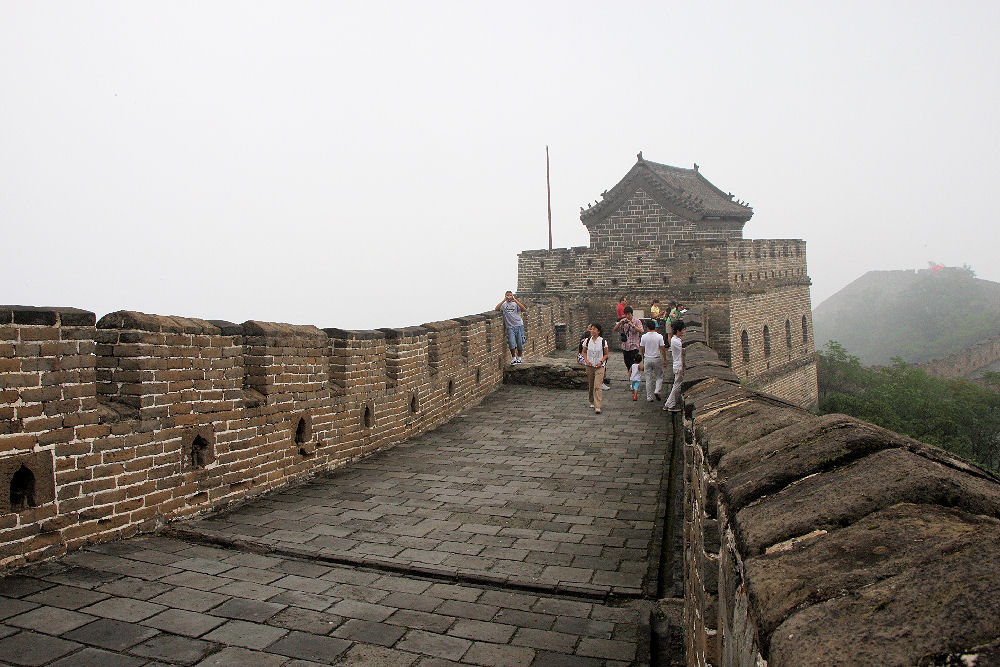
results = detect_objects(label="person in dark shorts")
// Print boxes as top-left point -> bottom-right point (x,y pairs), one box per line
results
614,306 -> 645,389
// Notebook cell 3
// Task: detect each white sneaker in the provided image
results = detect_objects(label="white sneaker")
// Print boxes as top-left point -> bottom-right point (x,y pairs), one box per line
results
601,383 -> 611,390
510,359 -> 517,366
589,403 -> 594,408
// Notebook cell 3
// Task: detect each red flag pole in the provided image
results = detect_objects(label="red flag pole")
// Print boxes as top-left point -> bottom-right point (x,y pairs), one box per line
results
546,145 -> 553,250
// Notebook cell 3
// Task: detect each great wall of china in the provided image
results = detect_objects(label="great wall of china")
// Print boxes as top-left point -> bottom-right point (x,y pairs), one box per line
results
2,156 -> 998,665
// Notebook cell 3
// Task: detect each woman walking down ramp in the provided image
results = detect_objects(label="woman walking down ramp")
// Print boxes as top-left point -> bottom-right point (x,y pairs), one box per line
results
664,319 -> 685,412
583,323 -> 610,414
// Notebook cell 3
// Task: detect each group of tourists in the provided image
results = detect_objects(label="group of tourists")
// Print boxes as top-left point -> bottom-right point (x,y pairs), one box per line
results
495,290 -> 686,417
581,296 -> 686,416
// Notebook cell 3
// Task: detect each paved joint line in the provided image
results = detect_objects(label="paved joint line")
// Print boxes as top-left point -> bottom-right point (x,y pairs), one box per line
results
164,526 -> 634,604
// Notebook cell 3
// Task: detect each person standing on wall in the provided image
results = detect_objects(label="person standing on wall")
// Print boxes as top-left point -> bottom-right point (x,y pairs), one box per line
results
583,323 -> 610,414
616,296 -> 628,322
496,291 -> 527,365
614,305 -> 645,386
665,301 -> 680,342
650,298 -> 664,332
664,319 -> 685,412
639,320 -> 666,401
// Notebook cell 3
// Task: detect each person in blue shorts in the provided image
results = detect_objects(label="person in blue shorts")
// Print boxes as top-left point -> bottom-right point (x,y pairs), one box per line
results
495,291 -> 528,364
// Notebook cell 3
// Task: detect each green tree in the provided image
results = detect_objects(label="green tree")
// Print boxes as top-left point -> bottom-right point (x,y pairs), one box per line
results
817,342 -> 1000,471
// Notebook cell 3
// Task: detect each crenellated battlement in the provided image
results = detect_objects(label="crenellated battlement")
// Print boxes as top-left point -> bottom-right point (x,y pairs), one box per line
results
0,302 -> 559,568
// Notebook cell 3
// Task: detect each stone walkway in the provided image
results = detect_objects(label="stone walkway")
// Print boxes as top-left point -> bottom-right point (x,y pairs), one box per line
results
0,369 -> 676,666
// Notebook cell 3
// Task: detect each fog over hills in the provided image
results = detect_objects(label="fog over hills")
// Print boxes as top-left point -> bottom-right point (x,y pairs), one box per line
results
812,267 -> 1000,366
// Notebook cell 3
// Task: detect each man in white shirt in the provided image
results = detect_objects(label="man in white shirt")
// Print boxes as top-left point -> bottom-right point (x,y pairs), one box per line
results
664,320 -> 685,412
638,321 -> 666,402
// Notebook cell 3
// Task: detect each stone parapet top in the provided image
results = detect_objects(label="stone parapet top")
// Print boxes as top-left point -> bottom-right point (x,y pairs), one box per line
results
420,319 -> 460,332
679,348 -> 1000,666
240,320 -> 327,338
97,310 -> 221,334
451,314 -> 487,325
0,305 -> 97,327
378,325 -> 430,339
323,327 -> 387,340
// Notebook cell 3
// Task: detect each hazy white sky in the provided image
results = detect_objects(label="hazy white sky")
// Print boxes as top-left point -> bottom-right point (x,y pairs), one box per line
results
3,1 -> 998,329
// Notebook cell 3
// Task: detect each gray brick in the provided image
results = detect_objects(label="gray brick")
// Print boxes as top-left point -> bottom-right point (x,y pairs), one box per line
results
332,618 -> 407,646
462,641 -> 535,667
46,646 -> 146,667
191,646 -> 288,667
7,606 -> 96,635
23,586 -> 108,611
63,618 -> 159,651
129,633 -> 218,665
0,630 -> 81,666
328,599 -> 395,622
141,609 -> 226,637
396,629 -> 471,661
210,597 -> 285,623
202,619 -> 288,649
266,606 -> 344,635
447,619 -> 516,643
266,631 -> 351,662
148,587 -> 229,613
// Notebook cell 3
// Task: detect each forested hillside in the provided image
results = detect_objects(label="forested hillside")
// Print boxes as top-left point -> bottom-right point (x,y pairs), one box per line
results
813,267 -> 1000,365
818,342 -> 1000,472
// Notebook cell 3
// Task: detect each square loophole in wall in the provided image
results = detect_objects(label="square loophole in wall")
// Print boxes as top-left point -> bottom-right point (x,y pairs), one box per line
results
182,427 -> 216,471
1,450 -> 55,515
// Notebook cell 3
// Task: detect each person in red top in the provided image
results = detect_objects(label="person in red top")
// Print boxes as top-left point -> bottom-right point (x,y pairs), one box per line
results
615,296 -> 628,321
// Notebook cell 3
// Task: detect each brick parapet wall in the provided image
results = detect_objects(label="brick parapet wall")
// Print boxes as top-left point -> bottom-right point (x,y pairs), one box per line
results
920,332 -> 1000,381
0,303 -> 556,569
517,240 -> 808,300
677,350 -> 1000,666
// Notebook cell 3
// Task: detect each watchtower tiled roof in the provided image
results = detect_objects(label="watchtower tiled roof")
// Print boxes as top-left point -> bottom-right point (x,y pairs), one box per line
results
580,153 -> 754,224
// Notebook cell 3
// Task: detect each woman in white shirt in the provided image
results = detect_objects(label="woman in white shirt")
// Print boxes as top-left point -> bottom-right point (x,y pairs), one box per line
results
583,323 -> 610,414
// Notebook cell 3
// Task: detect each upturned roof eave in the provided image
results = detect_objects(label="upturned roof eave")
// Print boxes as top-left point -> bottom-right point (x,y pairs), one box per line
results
579,156 -> 753,224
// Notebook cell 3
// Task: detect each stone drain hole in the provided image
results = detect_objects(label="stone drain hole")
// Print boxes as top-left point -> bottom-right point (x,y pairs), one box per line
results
363,405 -> 374,429
410,394 -> 419,413
9,464 -> 36,511
189,436 -> 210,470
295,418 -> 307,445
447,379 -> 455,397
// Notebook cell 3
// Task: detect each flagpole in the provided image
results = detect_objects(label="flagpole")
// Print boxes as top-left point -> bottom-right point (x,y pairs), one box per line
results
546,146 -> 552,250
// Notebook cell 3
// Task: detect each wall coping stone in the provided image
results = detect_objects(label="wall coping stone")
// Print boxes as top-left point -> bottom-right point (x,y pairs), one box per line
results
241,320 -> 327,338
452,315 -> 487,325
0,305 -> 96,327
323,327 -> 386,340
378,326 -> 429,339
208,319 -> 241,336
421,319 -> 460,332
97,311 -> 221,334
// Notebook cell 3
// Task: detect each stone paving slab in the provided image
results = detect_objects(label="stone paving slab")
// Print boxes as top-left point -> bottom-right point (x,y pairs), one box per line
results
0,535 -> 645,666
183,384 -> 670,598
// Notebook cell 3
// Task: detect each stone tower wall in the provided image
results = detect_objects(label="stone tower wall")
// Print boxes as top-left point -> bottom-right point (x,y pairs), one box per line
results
583,189 -> 744,252
517,236 -> 817,407
0,303 -> 557,568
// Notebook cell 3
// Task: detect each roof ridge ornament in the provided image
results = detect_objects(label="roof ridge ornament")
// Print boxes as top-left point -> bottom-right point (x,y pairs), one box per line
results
637,151 -> 644,162
694,163 -> 699,172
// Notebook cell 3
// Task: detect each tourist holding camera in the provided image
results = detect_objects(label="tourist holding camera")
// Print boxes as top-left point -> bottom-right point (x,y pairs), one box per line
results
613,305 -> 645,382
